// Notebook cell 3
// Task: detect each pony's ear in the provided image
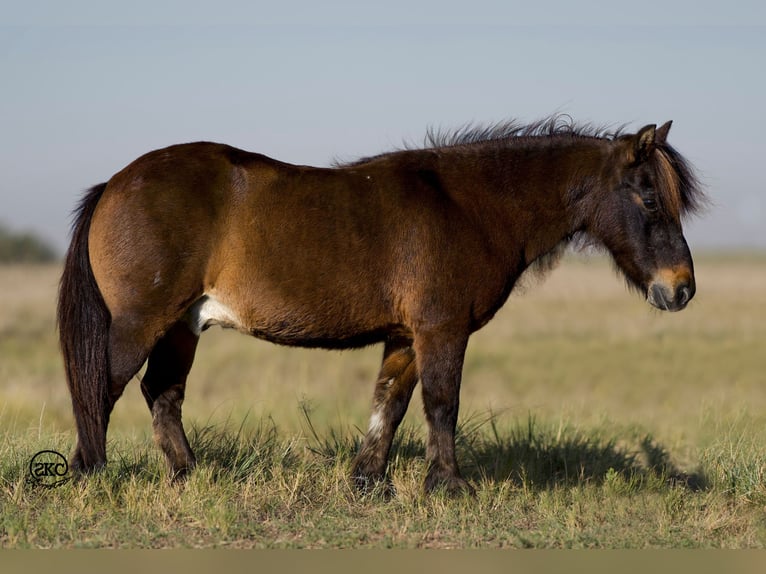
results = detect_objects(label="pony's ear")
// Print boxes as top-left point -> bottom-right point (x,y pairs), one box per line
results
634,124 -> 657,163
655,120 -> 672,145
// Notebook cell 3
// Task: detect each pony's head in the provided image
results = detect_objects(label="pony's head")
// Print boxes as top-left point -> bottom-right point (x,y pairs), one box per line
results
578,121 -> 705,311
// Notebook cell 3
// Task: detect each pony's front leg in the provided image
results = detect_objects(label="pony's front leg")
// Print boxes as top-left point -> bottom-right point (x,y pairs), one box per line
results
352,336 -> 418,493
415,327 -> 474,496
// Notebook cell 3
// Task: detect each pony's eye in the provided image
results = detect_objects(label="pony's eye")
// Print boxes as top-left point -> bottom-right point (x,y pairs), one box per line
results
642,195 -> 658,211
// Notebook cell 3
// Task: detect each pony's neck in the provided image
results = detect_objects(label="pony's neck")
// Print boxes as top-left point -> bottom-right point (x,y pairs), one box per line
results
449,139 -> 609,272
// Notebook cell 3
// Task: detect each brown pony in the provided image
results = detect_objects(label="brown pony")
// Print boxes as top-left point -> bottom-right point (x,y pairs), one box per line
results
58,117 -> 704,494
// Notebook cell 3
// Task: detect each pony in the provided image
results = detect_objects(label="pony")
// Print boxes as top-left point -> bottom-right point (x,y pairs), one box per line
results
58,116 -> 704,494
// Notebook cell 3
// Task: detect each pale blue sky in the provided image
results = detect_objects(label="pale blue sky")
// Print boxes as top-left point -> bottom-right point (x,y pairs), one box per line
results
2,2 -> 765,250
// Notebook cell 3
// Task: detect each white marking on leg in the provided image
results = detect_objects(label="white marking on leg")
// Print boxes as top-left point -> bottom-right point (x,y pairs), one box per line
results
184,295 -> 243,335
367,409 -> 386,441
366,377 -> 395,441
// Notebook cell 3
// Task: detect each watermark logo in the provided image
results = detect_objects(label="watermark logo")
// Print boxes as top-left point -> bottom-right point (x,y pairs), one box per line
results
29,450 -> 70,488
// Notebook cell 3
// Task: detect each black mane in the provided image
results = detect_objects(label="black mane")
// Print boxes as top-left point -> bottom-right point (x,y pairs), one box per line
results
338,114 -> 626,167
419,115 -> 626,149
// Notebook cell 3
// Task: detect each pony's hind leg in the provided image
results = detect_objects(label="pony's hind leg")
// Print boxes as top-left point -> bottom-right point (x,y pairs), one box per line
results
139,321 -> 199,479
351,336 -> 418,493
68,317 -> 153,473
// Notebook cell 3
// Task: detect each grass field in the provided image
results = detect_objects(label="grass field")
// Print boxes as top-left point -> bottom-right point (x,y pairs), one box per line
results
1,253 -> 765,548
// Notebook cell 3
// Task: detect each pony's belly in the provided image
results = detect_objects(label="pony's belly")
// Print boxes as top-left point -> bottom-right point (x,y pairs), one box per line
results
182,293 -> 394,349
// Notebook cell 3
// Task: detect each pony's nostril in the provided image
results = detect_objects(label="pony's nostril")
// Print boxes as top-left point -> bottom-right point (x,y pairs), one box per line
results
677,285 -> 691,307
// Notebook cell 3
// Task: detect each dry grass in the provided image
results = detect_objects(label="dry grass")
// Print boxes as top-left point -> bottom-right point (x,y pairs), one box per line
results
1,253 -> 765,548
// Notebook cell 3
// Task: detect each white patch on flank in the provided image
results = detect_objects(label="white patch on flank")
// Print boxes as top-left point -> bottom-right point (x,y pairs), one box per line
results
153,271 -> 161,287
184,295 -> 242,335
367,410 -> 386,440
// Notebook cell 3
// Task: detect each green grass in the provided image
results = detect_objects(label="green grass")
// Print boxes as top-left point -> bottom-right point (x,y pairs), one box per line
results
1,254 -> 766,548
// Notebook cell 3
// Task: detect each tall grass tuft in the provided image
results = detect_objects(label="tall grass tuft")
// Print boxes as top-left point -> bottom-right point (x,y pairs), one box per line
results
699,416 -> 766,504
189,416 -> 298,483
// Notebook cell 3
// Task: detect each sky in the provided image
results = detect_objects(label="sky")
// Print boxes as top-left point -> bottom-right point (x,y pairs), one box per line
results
2,2 -> 765,252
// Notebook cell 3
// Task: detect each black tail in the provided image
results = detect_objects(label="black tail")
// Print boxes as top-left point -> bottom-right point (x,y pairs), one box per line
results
57,183 -> 111,472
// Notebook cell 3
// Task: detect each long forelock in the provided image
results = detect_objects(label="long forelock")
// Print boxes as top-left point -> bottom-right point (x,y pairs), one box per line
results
653,144 -> 706,222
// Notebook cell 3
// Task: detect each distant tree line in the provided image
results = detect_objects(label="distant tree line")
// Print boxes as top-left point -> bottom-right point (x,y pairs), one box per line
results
0,223 -> 59,263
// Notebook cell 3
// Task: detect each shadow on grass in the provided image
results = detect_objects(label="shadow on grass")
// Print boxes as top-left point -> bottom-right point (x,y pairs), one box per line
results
145,407 -> 708,493
454,413 -> 708,491
299,408 -> 709,493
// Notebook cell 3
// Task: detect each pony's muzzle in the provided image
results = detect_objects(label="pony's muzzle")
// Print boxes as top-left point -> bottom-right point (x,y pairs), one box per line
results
647,269 -> 695,312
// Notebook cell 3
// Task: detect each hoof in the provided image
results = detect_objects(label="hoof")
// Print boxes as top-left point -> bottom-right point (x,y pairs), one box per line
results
168,458 -> 196,483
352,472 -> 395,499
68,449 -> 106,475
424,473 -> 475,497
